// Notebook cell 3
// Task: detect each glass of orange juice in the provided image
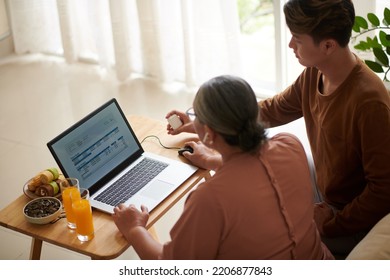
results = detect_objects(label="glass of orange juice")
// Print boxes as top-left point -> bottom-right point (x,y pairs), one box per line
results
72,194 -> 94,242
59,178 -> 80,229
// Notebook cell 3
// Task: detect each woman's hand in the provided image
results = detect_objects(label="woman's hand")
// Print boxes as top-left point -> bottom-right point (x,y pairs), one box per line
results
166,110 -> 196,135
112,204 -> 163,259
181,141 -> 222,170
112,204 -> 149,243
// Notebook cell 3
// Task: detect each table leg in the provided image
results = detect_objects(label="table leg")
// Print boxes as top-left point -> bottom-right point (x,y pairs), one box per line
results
30,238 -> 43,260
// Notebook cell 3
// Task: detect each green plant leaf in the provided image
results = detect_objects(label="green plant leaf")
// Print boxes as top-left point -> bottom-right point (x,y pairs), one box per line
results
352,23 -> 360,33
354,41 -> 371,51
379,31 -> 390,47
384,8 -> 390,26
354,16 -> 368,30
367,13 -> 380,27
352,20 -> 360,33
373,48 -> 389,66
366,36 -> 382,49
365,60 -> 384,73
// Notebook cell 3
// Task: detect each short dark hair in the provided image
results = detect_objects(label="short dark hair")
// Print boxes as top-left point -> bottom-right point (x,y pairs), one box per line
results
283,0 -> 355,47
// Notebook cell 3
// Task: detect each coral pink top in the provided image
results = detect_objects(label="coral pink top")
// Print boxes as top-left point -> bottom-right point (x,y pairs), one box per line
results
161,133 -> 333,259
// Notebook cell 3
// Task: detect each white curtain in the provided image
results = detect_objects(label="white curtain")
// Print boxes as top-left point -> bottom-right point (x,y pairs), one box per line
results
8,0 -> 242,87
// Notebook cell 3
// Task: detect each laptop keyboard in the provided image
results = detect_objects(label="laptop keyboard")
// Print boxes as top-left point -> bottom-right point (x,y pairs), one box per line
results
95,158 -> 168,206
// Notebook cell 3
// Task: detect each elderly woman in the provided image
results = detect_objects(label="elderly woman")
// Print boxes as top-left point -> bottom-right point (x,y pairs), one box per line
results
113,75 -> 333,260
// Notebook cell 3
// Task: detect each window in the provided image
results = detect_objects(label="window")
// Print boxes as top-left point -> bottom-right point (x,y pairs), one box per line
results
7,0 -> 375,97
237,0 -> 303,98
236,0 -> 378,98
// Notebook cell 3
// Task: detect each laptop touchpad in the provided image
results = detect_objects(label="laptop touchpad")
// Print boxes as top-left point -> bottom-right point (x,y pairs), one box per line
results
140,180 -> 174,200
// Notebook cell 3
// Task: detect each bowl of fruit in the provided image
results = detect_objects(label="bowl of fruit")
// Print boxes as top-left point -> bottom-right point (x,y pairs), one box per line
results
23,167 -> 64,199
23,197 -> 62,225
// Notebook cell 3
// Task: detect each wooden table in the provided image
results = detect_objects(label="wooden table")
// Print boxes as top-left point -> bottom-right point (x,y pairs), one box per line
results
0,115 -> 208,260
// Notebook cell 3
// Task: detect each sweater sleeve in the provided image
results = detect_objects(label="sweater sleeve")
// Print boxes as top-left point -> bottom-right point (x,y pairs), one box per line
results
323,101 -> 390,236
259,69 -> 307,127
161,184 -> 224,259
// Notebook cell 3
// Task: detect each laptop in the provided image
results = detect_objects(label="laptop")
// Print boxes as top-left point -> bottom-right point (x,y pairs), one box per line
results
47,98 -> 198,214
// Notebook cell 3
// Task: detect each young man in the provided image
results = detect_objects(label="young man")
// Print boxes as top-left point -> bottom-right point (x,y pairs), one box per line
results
258,0 -> 390,256
166,0 -> 390,257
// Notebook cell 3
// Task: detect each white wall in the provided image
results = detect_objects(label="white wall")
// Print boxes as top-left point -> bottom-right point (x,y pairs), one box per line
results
376,0 -> 387,15
353,0 -> 376,16
0,0 -> 9,38
0,0 -> 13,57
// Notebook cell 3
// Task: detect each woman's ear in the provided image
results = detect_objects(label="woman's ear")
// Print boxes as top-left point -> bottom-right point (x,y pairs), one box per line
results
203,125 -> 215,145
202,132 -> 209,143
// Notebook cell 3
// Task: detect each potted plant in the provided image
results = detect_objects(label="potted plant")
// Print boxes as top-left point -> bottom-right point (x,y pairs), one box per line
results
352,7 -> 390,83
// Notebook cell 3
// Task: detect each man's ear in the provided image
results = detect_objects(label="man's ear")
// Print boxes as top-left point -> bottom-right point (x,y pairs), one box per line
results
322,39 -> 337,54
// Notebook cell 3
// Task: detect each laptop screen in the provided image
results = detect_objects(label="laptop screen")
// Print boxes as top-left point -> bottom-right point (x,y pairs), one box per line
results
47,99 -> 143,192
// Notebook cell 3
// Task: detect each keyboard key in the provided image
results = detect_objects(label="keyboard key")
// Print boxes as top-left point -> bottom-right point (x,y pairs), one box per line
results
95,158 -> 168,206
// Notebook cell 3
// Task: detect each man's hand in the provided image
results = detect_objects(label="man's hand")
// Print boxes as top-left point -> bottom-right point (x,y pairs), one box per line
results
314,202 -> 335,235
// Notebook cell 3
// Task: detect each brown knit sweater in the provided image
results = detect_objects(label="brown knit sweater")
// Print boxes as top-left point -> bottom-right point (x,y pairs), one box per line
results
259,58 -> 390,237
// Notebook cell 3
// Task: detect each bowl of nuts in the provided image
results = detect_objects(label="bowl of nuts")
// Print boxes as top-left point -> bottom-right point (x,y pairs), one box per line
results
23,197 -> 62,225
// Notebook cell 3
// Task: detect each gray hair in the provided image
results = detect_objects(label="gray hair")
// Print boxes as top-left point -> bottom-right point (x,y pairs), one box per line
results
193,75 -> 267,153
